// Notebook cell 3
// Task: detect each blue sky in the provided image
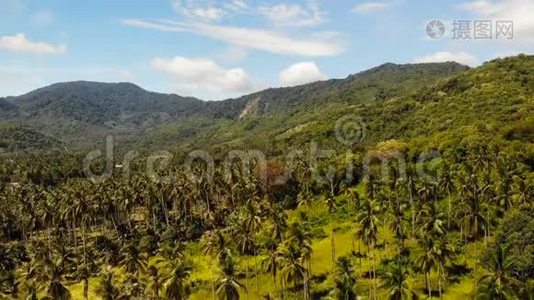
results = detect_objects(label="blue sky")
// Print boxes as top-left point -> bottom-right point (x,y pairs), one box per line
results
0,0 -> 532,100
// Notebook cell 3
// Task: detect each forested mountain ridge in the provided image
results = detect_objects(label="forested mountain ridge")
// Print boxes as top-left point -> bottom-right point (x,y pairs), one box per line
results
0,61 -> 468,150
147,55 -> 532,156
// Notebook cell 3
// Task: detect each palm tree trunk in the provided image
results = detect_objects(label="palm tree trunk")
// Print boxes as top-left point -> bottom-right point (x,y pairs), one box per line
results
82,223 -> 87,261
47,228 -> 52,246
72,211 -> 78,255
272,273 -> 277,299
426,272 -> 431,298
152,209 -> 157,232
409,191 -> 415,237
438,264 -> 442,299
303,269 -> 310,300
281,278 -> 285,300
486,210 -> 490,245
162,199 -> 170,226
447,195 -> 452,229
126,213 -> 133,232
83,278 -> 88,300
358,240 -> 362,267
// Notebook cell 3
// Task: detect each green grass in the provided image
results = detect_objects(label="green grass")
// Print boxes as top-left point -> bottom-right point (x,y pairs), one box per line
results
65,199 -> 490,300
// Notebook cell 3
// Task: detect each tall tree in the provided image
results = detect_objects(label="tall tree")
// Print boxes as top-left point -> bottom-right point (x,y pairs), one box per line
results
331,256 -> 358,300
164,260 -> 192,300
477,244 -> 521,300
355,198 -> 381,299
217,255 -> 244,300
379,258 -> 415,300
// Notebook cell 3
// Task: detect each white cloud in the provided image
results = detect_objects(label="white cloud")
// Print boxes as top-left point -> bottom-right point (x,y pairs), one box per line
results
260,0 -> 325,27
122,19 -> 186,32
151,56 -> 254,93
171,0 -> 243,22
413,51 -> 478,66
457,0 -> 534,41
170,0 -> 324,26
353,2 -> 390,13
187,22 -> 343,56
228,0 -> 247,11
279,62 -> 325,86
124,19 -> 345,57
0,33 -> 66,55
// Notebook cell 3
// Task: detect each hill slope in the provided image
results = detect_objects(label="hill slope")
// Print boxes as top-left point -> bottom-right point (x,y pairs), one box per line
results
0,61 -> 469,150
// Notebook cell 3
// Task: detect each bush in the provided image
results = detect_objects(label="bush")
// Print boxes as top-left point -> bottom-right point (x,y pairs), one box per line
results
484,207 -> 534,281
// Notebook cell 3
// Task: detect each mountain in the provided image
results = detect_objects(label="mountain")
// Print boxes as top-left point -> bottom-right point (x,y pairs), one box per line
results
164,55 -> 533,156
0,81 -> 208,146
0,61 -> 469,150
0,124 -> 63,152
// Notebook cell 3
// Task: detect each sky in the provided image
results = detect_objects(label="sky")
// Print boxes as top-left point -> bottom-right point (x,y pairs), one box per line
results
0,0 -> 533,100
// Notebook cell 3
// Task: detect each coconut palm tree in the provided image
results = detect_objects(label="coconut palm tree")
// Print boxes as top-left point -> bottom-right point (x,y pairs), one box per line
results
122,274 -> 146,298
202,230 -> 231,263
514,176 -> 532,207
415,234 -> 437,298
164,260 -> 192,300
287,220 -> 313,300
495,155 -> 517,213
217,255 -> 244,300
119,241 -> 147,275
268,205 -> 288,244
231,220 -> 256,299
74,263 -> 91,300
147,264 -> 164,298
95,267 -> 120,300
261,238 -> 281,297
477,244 -> 521,300
279,243 -> 307,299
457,174 -> 487,240
202,230 -> 231,299
330,256 -> 358,300
438,162 -> 455,229
418,199 -> 446,237
37,256 -> 71,300
355,198 -> 380,299
379,259 -> 415,300
20,279 -> 40,300
434,238 -> 456,297
387,198 -> 408,253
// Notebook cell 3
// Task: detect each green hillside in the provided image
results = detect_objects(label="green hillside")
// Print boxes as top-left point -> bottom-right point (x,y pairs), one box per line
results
0,124 -> 63,152
0,55 -> 532,300
0,62 -> 468,150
